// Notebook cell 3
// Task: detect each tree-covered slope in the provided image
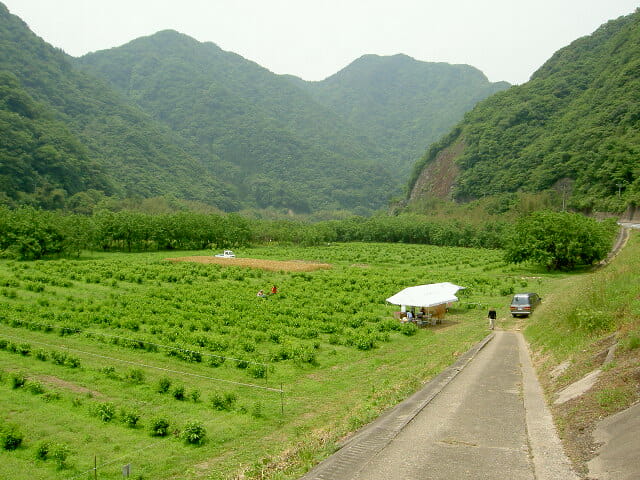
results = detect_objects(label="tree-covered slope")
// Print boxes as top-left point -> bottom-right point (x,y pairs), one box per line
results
0,71 -> 114,208
77,30 -> 396,213
0,3 -> 238,210
2,1 -> 509,214
300,54 -> 509,176
408,9 -> 640,213
77,32 -> 508,212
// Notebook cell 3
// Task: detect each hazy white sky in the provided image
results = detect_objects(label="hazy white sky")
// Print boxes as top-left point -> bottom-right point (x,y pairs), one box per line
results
3,0 -> 638,84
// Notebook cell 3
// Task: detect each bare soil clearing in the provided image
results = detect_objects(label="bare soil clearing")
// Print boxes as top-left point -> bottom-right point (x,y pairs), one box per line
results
165,256 -> 332,272
38,374 -> 103,398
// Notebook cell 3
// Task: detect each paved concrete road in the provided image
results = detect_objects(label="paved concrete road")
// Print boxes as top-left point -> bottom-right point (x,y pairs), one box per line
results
301,331 -> 577,480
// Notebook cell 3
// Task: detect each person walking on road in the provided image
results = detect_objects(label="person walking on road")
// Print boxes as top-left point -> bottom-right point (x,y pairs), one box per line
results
488,307 -> 497,330
488,308 -> 497,330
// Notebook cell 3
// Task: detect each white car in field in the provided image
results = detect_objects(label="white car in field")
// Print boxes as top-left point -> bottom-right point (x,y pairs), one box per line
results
214,250 -> 235,258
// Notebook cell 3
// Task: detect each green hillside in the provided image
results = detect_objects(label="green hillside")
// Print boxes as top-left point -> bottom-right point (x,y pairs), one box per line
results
0,71 -> 114,207
408,9 -> 640,213
1,2 -> 508,214
0,4 -> 239,210
77,31 -> 507,213
76,30 -> 395,213
301,54 -> 509,177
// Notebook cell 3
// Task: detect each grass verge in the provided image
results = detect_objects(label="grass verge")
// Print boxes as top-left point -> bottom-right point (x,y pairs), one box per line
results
525,230 -> 640,476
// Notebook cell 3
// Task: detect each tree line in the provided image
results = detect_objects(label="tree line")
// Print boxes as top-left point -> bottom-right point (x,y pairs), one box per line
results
0,206 -> 510,260
1,206 -> 616,271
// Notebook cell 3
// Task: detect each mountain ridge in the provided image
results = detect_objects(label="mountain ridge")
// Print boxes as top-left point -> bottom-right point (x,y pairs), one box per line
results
76,28 -> 508,212
1,1 -> 508,213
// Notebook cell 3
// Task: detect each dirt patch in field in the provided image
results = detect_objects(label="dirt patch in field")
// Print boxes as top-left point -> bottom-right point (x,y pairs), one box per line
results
166,256 -> 332,272
38,375 -> 103,398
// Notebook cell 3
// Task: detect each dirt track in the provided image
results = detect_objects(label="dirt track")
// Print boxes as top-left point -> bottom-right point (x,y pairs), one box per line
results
596,224 -> 630,268
165,256 -> 332,272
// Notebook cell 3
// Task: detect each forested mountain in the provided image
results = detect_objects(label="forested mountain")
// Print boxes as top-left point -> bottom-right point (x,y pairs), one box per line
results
76,30 -> 394,213
1,1 -> 507,214
0,3 -> 239,210
0,71 -> 113,208
298,54 -> 509,176
408,9 -> 640,213
76,31 -> 508,212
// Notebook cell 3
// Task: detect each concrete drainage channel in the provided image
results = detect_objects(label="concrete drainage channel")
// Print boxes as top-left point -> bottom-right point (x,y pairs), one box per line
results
299,333 -> 495,480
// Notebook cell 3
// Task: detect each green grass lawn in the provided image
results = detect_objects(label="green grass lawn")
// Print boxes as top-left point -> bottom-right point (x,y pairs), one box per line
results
0,243 -> 570,479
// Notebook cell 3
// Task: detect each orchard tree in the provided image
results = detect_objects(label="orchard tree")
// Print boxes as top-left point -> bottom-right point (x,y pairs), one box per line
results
504,210 -> 616,270
0,206 -> 65,259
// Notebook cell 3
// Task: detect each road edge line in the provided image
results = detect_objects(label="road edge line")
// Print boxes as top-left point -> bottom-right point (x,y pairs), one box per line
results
517,332 -> 580,480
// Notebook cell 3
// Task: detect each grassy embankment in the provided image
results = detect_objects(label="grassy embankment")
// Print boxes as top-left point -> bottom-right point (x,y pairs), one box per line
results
524,230 -> 640,475
0,243 -> 573,479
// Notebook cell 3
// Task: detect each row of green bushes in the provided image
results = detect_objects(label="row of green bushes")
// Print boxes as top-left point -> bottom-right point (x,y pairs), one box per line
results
0,338 -> 81,367
0,205 -> 509,260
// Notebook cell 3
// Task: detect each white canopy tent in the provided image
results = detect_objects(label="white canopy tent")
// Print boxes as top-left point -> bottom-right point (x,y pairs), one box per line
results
386,282 -> 464,308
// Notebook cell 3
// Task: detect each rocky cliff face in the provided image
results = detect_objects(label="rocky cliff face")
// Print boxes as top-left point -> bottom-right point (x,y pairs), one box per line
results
409,138 -> 465,203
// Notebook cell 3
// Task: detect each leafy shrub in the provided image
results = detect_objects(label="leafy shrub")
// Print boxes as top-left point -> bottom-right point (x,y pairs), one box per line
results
99,365 -> 118,378
499,285 -> 515,296
353,335 -> 376,351
27,381 -> 46,395
189,389 -> 201,402
235,359 -> 249,369
50,351 -> 67,365
35,441 -> 51,460
210,392 -> 237,411
293,346 -> 318,364
125,368 -> 145,384
94,402 -> 116,422
150,418 -> 170,437
249,363 -> 267,379
377,318 -> 401,332
42,391 -> 61,402
120,409 -> 141,428
11,373 -> 26,389
0,424 -> 23,450
400,323 -> 419,336
34,349 -> 48,361
25,282 -> 45,292
157,377 -> 171,393
181,421 -> 206,445
504,211 -> 615,270
65,356 -> 81,368
172,385 -> 185,400
51,443 -> 71,469
208,355 -> 225,367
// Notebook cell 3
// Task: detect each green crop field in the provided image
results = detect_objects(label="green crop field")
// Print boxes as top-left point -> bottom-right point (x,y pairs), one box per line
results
0,243 -> 566,479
